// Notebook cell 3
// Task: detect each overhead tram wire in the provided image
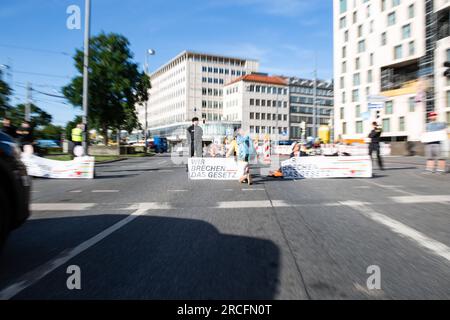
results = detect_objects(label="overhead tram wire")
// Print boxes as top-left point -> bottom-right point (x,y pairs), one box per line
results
13,70 -> 72,79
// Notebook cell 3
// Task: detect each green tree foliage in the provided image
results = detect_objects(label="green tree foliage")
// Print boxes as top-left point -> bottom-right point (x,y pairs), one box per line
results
63,32 -> 149,145
37,124 -> 64,141
0,70 -> 12,117
8,103 -> 52,128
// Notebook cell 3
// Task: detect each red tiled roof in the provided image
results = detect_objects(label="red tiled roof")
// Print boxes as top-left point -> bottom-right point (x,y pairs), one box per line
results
225,74 -> 287,86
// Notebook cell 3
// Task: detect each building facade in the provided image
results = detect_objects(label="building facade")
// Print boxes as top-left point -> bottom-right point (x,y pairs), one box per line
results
137,51 -> 259,140
286,77 -> 334,139
223,74 -> 290,141
333,0 -> 450,142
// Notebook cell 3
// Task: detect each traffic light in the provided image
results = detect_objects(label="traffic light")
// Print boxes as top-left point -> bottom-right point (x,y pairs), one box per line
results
444,61 -> 450,78
376,110 -> 381,119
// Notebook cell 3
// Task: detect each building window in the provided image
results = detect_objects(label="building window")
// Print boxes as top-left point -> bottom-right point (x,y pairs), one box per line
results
381,0 -> 386,11
387,12 -> 396,26
340,0 -> 347,14
409,97 -> 415,112
370,53 -> 374,66
250,112 -> 254,120
394,45 -> 403,60
392,0 -> 400,7
358,40 -> 366,53
356,121 -> 363,134
342,46 -> 347,58
385,101 -> 393,114
353,73 -> 360,86
352,89 -> 359,102
342,61 -> 347,73
250,99 -> 255,106
402,24 -> 411,39
358,25 -> 363,37
382,118 -> 391,132
368,70 -> 373,83
355,105 -> 361,118
355,57 -> 360,70
381,32 -> 387,46
344,30 -> 349,42
340,16 -> 347,29
447,91 -> 450,109
342,92 -> 346,103
408,4 -> 414,19
409,41 -> 415,56
340,107 -> 345,120
399,116 -> 405,132
342,122 -> 347,135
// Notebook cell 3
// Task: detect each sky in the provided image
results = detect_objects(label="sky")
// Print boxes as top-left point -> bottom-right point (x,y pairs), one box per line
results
0,0 -> 334,126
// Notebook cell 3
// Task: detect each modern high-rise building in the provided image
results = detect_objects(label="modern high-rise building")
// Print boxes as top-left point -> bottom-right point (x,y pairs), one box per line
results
137,51 -> 259,141
333,0 -> 450,143
286,77 -> 334,140
223,73 -> 290,141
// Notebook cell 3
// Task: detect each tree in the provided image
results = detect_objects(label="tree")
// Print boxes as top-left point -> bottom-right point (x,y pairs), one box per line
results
63,32 -> 149,145
0,70 -> 12,117
8,103 -> 52,128
36,124 -> 64,141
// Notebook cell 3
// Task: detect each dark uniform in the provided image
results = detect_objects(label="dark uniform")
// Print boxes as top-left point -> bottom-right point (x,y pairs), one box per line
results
368,126 -> 384,170
1,124 -> 17,138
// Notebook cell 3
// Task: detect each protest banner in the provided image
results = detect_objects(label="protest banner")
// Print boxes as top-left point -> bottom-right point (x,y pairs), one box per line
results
21,154 -> 95,179
321,143 -> 391,156
281,156 -> 372,179
188,157 -> 239,180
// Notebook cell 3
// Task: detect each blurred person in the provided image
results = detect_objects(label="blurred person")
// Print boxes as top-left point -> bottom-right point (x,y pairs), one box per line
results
16,121 -> 34,151
1,117 -> 17,138
368,122 -> 384,170
227,129 -> 253,185
423,112 -> 448,174
71,123 -> 83,147
186,117 -> 203,158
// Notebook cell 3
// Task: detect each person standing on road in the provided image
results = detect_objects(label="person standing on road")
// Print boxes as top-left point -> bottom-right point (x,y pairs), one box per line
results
227,129 -> 253,185
186,117 -> 203,158
368,121 -> 384,170
72,123 -> 83,147
423,112 -> 448,174
16,120 -> 34,152
1,117 -> 17,139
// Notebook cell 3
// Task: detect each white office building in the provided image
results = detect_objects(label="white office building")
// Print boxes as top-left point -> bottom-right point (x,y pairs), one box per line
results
333,0 -> 450,143
138,51 -> 259,141
223,73 -> 290,141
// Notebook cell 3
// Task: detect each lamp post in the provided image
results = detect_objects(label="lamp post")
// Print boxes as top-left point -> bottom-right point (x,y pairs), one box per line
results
144,49 -> 156,152
82,0 -> 91,156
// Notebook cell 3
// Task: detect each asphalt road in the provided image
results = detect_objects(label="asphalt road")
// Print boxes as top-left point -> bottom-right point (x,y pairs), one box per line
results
0,154 -> 449,300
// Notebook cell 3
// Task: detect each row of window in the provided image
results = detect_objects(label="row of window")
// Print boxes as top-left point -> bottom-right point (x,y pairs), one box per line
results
249,112 -> 288,121
202,88 -> 223,96
342,117 -> 405,135
291,106 -> 332,116
202,100 -> 224,109
248,85 -> 288,95
202,77 -> 225,85
291,96 -> 334,106
339,97 -> 419,120
201,66 -> 246,76
290,86 -> 333,97
249,126 -> 288,135
250,99 -> 288,108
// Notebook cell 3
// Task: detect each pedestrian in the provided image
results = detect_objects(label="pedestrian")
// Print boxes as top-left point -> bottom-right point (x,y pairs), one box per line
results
72,123 -> 83,147
16,120 -> 34,152
422,112 -> 448,174
368,121 -> 384,170
227,129 -> 253,185
186,117 -> 203,158
1,117 -> 17,138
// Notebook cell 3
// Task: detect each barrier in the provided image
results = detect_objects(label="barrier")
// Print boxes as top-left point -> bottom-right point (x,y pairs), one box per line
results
281,156 -> 372,179
263,139 -> 271,164
21,154 -> 95,179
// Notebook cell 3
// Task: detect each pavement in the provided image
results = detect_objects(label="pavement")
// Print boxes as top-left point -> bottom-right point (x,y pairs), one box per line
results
0,154 -> 449,300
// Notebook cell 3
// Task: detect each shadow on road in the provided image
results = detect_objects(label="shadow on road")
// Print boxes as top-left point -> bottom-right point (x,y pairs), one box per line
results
0,215 -> 280,300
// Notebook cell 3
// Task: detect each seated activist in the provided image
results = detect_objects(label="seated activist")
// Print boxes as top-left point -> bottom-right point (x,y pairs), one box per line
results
226,129 -> 253,185
269,141 -> 306,178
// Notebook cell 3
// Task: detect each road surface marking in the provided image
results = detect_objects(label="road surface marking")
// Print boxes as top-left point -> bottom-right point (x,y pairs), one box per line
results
215,200 -> 289,209
0,207 -> 149,300
126,202 -> 173,210
353,186 -> 371,189
242,188 -> 265,191
340,201 -> 450,263
157,160 -> 167,165
361,180 -> 416,196
391,195 -> 450,204
69,190 -> 83,193
92,190 -> 119,193
31,203 -> 95,211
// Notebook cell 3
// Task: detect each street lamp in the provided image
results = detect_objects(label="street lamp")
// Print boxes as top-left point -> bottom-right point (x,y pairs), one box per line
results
144,49 -> 156,152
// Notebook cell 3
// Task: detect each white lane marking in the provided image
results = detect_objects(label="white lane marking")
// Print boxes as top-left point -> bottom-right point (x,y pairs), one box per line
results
353,186 -> 371,189
157,160 -> 167,165
391,195 -> 450,204
215,200 -> 289,209
242,188 -> 265,191
126,202 -> 173,210
340,201 -> 450,263
92,190 -> 119,193
31,203 -> 95,211
69,190 -> 83,193
361,180 -> 416,196
0,207 -> 148,300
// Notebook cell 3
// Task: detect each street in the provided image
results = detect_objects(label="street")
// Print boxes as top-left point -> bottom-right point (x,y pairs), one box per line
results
0,155 -> 449,300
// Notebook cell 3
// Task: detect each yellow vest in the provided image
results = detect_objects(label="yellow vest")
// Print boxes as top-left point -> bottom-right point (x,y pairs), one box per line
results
72,127 -> 83,142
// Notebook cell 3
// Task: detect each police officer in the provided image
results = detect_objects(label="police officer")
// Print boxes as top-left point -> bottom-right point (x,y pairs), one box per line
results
368,121 -> 384,170
71,123 -> 83,147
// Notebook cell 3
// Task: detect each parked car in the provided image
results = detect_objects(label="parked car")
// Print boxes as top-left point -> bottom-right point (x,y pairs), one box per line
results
153,136 -> 168,153
0,132 -> 31,248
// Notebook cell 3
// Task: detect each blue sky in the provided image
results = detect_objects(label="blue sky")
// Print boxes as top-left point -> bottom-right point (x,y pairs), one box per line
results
0,0 -> 333,126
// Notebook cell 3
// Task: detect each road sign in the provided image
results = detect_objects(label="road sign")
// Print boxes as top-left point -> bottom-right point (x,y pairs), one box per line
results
368,102 -> 385,110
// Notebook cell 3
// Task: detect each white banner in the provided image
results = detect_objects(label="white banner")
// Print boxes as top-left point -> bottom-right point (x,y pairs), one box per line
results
281,156 -> 372,179
21,154 -> 95,179
188,158 -> 239,180
321,143 -> 391,156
